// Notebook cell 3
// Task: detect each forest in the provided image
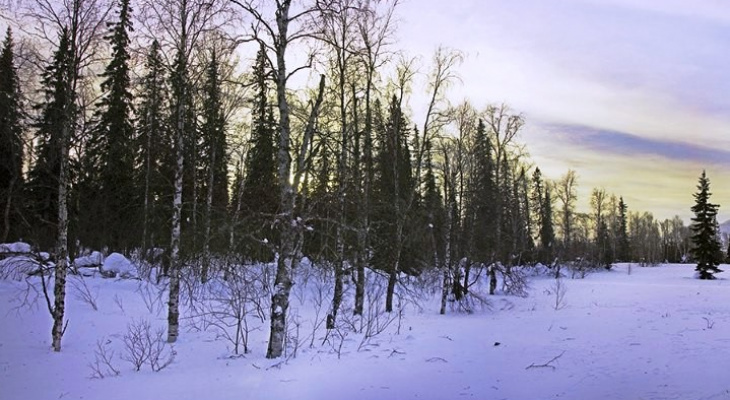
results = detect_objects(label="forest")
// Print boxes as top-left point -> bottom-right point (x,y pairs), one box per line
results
0,0 -> 727,360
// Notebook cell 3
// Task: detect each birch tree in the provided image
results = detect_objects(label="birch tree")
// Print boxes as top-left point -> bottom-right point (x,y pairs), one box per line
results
233,0 -> 325,359
138,0 -> 233,343
351,0 -> 399,316
20,0 -> 110,352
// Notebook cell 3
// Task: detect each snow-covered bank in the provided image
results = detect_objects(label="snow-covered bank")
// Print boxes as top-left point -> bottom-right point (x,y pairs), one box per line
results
1,263 -> 730,400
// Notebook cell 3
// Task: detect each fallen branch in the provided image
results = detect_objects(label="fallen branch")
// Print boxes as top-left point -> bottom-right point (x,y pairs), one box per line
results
525,351 -> 565,371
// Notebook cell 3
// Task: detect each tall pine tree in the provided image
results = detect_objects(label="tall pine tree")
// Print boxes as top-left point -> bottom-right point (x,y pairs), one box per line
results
199,50 -> 228,282
0,28 -> 24,242
690,170 -> 722,279
240,46 -> 279,261
136,40 -> 171,254
471,119 -> 498,262
26,29 -> 75,251
81,0 -> 135,252
617,197 -> 630,261
540,184 -> 555,264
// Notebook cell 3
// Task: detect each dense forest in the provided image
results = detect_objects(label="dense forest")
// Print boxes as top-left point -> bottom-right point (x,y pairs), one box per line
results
0,0 -> 726,356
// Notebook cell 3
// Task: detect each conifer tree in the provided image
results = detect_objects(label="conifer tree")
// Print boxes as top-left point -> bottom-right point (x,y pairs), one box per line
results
241,46 -> 279,261
422,136 -> 445,267
82,0 -> 135,251
617,197 -> 630,261
0,28 -> 24,242
468,119 -> 498,262
136,40 -> 171,254
26,29 -> 74,251
371,96 -> 417,311
540,185 -> 555,264
199,50 -> 228,282
690,170 -> 722,279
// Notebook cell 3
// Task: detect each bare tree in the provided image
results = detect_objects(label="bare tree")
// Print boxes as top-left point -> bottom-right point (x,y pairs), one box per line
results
382,47 -> 461,313
138,0 -> 234,343
16,0 -> 111,352
316,0 -> 362,329
233,0 -> 326,359
351,0 -> 399,316
483,103 -> 524,258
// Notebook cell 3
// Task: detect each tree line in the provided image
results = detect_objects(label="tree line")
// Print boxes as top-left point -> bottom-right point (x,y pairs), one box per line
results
0,0 -> 725,356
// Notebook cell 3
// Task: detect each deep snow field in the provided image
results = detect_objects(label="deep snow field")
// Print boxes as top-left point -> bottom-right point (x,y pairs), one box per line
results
2,256 -> 730,400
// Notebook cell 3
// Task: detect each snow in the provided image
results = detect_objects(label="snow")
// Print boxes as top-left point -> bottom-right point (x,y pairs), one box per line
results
720,219 -> 730,235
101,253 -> 138,279
2,262 -> 730,400
0,242 -> 31,253
74,251 -> 104,268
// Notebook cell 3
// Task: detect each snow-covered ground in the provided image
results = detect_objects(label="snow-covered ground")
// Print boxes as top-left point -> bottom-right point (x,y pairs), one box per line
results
2,259 -> 730,400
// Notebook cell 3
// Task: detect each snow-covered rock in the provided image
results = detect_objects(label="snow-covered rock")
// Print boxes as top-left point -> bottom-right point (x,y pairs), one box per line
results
0,242 -> 32,254
101,253 -> 138,279
74,251 -> 104,268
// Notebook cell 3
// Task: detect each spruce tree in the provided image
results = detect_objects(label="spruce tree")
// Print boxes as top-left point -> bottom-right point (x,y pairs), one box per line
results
136,40 -> 171,254
471,119 -> 497,262
371,95 -> 416,276
199,50 -> 228,281
690,170 -> 722,279
241,46 -> 279,261
617,197 -> 630,261
0,28 -> 24,242
422,136 -> 445,267
540,185 -> 555,264
82,0 -> 136,251
26,29 -> 74,251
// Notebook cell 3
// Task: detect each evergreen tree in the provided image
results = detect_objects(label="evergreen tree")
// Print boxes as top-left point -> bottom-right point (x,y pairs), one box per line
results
199,50 -> 228,281
371,96 -> 417,276
596,220 -> 612,268
690,170 -> 722,279
470,119 -> 497,262
136,40 -> 171,253
26,29 -> 74,251
241,46 -> 279,261
422,137 -> 445,267
81,0 -> 136,251
0,28 -> 24,242
617,197 -> 630,261
540,185 -> 555,264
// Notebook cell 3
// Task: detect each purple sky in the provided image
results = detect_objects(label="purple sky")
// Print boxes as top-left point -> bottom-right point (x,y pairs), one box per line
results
396,0 -> 730,222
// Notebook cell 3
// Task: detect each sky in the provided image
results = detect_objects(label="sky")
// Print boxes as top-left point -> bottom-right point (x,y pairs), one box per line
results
396,0 -> 730,223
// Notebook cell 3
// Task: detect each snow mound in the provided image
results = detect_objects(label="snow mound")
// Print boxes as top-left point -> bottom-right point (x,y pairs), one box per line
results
101,253 -> 138,279
74,251 -> 103,268
0,242 -> 32,254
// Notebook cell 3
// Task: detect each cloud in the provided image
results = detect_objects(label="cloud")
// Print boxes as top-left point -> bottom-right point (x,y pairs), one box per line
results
523,123 -> 730,223
397,0 -> 730,221
542,125 -> 730,168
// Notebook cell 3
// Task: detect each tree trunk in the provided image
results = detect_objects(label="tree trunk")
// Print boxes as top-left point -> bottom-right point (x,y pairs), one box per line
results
1,175 -> 16,243
201,145 -> 216,283
385,266 -> 397,313
52,116 -> 71,352
167,64 -> 186,344
141,110 -> 153,256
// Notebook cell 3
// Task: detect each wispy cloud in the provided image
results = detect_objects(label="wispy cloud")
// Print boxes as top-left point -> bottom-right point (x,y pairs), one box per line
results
399,0 -> 730,221
543,125 -> 730,168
